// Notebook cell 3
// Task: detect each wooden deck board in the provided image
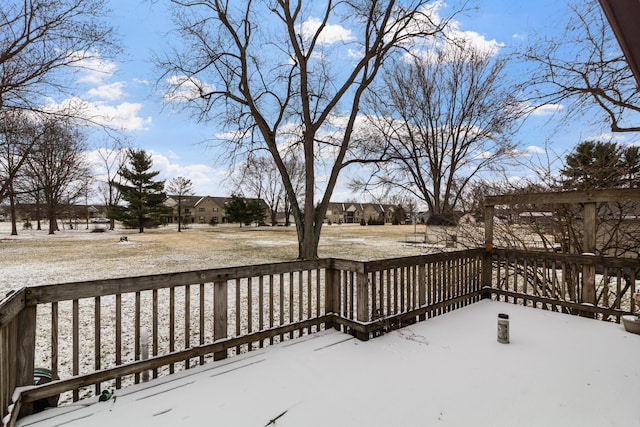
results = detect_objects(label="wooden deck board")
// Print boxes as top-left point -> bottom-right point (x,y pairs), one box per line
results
16,300 -> 640,427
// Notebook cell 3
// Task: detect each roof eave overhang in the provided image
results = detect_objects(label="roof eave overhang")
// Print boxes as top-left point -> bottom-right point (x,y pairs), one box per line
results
598,0 -> 640,88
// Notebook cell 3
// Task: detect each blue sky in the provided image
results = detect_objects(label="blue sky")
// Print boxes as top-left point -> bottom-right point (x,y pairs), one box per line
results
66,0 -> 638,200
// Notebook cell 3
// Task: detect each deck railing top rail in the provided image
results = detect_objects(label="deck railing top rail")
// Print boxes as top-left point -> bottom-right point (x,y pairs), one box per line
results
484,188 -> 640,206
22,258 -> 335,306
492,248 -> 640,268
362,248 -> 484,272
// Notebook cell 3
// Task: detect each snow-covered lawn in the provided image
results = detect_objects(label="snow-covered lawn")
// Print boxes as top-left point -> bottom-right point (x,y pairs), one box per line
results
0,222 -> 447,295
17,300 -> 640,427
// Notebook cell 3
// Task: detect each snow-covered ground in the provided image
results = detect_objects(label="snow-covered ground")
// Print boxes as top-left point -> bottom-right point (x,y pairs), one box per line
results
17,300 -> 640,427
1,221 -> 468,412
0,222 -> 448,295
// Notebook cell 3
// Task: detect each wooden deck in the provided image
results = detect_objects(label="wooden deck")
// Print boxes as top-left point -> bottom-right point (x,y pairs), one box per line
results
2,247 -> 639,426
15,300 -> 640,427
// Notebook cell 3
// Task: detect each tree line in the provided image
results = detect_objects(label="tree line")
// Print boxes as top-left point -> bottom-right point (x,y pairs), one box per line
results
1,0 -> 638,259
161,0 -> 639,260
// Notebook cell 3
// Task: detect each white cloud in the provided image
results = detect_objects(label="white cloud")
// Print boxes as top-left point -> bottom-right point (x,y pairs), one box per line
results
452,29 -> 504,55
167,150 -> 181,161
84,148 -> 232,199
589,133 -> 615,141
87,82 -> 125,101
214,129 -> 254,144
150,151 -> 230,196
402,2 -> 504,62
68,51 -> 117,85
296,17 -> 355,46
164,75 -> 213,102
527,145 -> 546,154
390,0 -> 445,45
347,48 -> 363,60
44,97 -> 152,131
531,104 -> 564,116
585,133 -> 632,144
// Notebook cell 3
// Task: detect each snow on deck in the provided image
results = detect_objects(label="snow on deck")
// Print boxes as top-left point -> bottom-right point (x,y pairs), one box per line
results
17,300 -> 640,427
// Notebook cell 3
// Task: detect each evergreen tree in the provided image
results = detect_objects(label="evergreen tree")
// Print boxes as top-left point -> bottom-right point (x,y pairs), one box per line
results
224,194 -> 248,227
246,199 -> 265,226
112,149 -> 167,232
555,141 -> 640,256
225,194 -> 265,226
560,141 -> 640,190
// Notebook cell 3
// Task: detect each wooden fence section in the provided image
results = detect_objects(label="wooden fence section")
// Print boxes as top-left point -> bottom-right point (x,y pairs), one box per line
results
32,260 -> 330,403
325,250 -> 485,339
0,289 -> 31,427
364,250 -> 484,330
1,259 -> 334,425
2,248 -> 639,426
490,249 -> 639,320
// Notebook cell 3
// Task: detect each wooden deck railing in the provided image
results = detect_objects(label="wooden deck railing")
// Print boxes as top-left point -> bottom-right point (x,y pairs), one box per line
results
489,249 -> 639,320
2,248 -> 638,426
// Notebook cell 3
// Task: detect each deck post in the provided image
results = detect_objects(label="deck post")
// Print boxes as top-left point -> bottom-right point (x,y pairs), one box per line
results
16,303 -> 36,418
482,204 -> 495,299
356,270 -> 369,341
581,202 -> 597,315
325,265 -> 341,331
418,265 -> 427,321
213,280 -> 228,361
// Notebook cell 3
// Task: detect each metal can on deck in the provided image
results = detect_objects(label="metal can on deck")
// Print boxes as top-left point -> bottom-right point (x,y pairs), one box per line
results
497,313 -> 509,344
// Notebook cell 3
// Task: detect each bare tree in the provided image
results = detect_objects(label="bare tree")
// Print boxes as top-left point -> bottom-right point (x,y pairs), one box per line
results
522,0 -> 640,133
166,176 -> 194,232
24,118 -> 89,234
354,43 -> 519,224
79,175 -> 95,230
0,0 -> 115,112
0,0 -> 116,202
459,179 -> 555,251
473,141 -> 640,257
93,139 -> 130,230
555,141 -> 640,257
234,156 -> 281,226
0,110 -> 35,234
159,0 -> 458,259
235,155 -> 305,226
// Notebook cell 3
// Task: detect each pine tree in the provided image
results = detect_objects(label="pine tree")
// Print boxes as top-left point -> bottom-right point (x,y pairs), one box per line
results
224,195 -> 265,226
561,141 -> 621,190
112,149 -> 167,232
246,199 -> 265,226
224,194 -> 248,227
560,141 -> 640,190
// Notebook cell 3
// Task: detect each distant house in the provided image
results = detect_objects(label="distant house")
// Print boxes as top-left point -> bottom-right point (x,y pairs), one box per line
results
165,196 -> 224,225
325,202 -> 405,224
518,211 -> 554,226
165,195 -> 270,225
4,203 -> 109,222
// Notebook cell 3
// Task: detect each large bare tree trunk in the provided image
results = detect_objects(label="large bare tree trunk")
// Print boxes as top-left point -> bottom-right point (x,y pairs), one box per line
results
161,0 -> 456,259
9,186 -> 17,236
47,203 -> 56,235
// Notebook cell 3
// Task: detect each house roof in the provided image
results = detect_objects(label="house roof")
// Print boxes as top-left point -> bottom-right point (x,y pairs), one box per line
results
599,0 -> 640,87
167,195 -> 206,206
166,195 -> 268,210
326,202 -> 400,214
